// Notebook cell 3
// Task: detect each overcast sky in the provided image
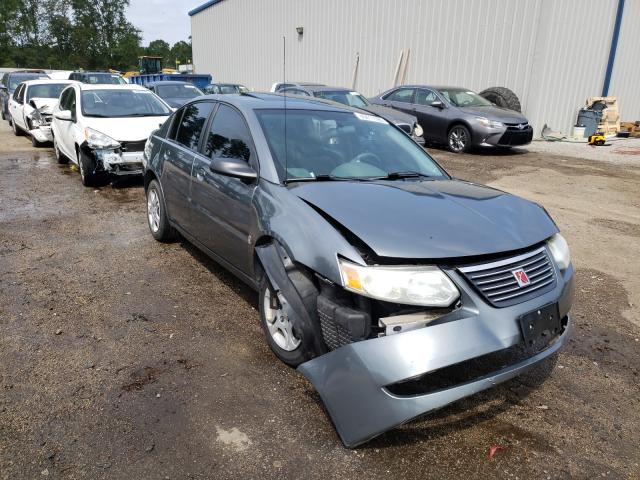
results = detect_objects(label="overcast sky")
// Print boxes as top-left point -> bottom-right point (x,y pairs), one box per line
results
127,0 -> 204,46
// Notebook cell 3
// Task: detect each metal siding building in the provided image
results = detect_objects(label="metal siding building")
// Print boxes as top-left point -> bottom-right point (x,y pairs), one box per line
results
191,0 -> 639,134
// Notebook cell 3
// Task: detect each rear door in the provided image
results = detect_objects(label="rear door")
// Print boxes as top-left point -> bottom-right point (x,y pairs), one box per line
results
189,103 -> 258,274
413,88 -> 447,140
382,87 -> 416,116
160,101 -> 215,234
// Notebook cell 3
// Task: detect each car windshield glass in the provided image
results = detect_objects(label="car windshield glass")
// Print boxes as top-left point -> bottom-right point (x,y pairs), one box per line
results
438,88 -> 492,107
81,89 -> 171,117
27,83 -> 68,101
83,74 -> 126,85
157,84 -> 202,99
219,85 -> 239,94
314,91 -> 369,108
256,109 -> 447,182
10,75 -> 48,90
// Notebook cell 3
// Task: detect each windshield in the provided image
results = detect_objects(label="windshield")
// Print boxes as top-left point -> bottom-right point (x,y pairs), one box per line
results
256,109 -> 447,182
157,83 -> 202,99
10,74 -> 49,90
81,74 -> 126,85
27,83 -> 68,101
438,88 -> 492,107
81,89 -> 171,117
314,90 -> 369,108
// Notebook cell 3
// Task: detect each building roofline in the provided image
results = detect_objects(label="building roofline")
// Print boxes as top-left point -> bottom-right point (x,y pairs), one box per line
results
188,0 -> 226,16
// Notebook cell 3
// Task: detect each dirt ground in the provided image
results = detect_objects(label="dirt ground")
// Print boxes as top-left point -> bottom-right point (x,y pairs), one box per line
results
1,120 -> 639,480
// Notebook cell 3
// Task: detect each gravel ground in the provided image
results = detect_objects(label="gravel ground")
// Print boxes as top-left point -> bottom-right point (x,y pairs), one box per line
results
1,122 -> 639,479
526,137 -> 640,165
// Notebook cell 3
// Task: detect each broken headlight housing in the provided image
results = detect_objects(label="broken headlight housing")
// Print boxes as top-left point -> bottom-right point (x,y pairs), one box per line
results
547,233 -> 571,271
28,109 -> 44,127
338,259 -> 459,307
84,127 -> 121,150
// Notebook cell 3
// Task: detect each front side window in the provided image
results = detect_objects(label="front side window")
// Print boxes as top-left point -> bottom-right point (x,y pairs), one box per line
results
13,84 -> 24,102
438,88 -> 492,107
384,88 -> 415,104
415,89 -> 438,106
314,90 -> 369,108
204,104 -> 254,163
256,109 -> 447,182
26,83 -> 69,101
80,89 -> 171,117
174,102 -> 215,151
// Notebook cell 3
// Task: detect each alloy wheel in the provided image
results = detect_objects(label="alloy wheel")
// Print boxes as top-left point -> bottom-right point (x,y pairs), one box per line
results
147,187 -> 161,233
449,126 -> 468,153
263,288 -> 301,351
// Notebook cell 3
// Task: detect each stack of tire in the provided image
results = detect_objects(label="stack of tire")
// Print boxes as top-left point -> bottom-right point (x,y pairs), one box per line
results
479,87 -> 521,113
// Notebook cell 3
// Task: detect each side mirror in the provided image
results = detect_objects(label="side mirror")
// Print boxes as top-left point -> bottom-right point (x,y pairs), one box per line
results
54,110 -> 73,121
210,156 -> 257,181
29,99 -> 38,109
430,101 -> 444,109
0,86 -> 7,93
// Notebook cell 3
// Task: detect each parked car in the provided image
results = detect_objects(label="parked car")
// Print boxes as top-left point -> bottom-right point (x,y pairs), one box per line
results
369,85 -> 533,153
1,70 -> 50,121
142,93 -> 573,447
8,79 -> 76,146
203,83 -> 249,94
68,71 -> 127,85
270,81 -> 324,92
279,85 -> 424,144
145,80 -> 204,108
51,83 -> 171,186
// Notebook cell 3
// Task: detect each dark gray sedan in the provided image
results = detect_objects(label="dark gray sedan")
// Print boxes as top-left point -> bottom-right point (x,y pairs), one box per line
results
145,81 -> 204,108
280,84 -> 424,144
143,93 -> 572,447
369,85 -> 533,152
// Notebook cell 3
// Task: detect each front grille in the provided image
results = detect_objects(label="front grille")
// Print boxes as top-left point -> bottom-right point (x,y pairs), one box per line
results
119,140 -> 147,152
499,124 -> 533,146
458,247 -> 556,307
41,114 -> 52,126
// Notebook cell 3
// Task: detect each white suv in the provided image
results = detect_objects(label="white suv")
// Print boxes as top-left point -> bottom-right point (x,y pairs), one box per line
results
51,83 -> 171,186
8,79 -> 75,146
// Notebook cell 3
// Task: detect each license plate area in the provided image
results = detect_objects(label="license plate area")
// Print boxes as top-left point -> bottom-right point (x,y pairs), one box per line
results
518,302 -> 561,352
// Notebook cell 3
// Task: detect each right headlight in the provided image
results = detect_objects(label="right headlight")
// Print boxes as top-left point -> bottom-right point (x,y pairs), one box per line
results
338,259 -> 459,307
84,127 -> 121,150
547,233 -> 571,271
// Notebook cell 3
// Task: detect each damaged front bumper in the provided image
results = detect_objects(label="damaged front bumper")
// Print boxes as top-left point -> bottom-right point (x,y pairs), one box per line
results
30,126 -> 53,143
94,149 -> 144,176
298,265 -> 573,447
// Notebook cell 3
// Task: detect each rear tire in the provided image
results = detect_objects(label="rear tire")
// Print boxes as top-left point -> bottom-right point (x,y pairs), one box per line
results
146,179 -> 175,241
448,124 -> 471,153
53,136 -> 69,164
479,86 -> 522,113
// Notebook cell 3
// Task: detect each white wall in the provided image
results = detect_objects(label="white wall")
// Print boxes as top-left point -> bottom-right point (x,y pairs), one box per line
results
192,0 -> 638,134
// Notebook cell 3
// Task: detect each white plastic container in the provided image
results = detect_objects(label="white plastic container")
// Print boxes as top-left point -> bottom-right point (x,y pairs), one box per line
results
573,126 -> 586,138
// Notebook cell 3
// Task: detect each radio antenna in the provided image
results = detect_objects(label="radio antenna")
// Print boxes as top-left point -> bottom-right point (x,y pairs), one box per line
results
283,35 -> 288,183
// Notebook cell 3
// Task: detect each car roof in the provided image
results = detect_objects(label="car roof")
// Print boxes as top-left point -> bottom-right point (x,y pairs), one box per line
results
71,71 -> 119,75
193,92 -> 365,115
9,72 -> 49,78
74,83 -> 147,91
21,79 -> 76,87
209,83 -> 245,87
147,80 -> 196,86
396,85 -> 467,91
290,85 -> 359,94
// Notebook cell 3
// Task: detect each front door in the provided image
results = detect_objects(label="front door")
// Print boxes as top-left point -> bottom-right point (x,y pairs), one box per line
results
189,103 -> 257,275
383,87 -> 416,116
414,88 -> 448,141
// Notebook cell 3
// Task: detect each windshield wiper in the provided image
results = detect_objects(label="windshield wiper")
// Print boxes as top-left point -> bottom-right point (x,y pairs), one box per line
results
374,171 -> 435,180
286,174 -> 358,183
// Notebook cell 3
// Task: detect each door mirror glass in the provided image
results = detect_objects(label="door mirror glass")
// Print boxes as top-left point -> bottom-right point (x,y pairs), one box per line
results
430,101 -> 444,109
210,156 -> 257,181
54,110 -> 73,121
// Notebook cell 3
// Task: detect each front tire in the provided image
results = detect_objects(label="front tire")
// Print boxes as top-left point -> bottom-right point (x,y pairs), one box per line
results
78,149 -> 107,187
146,179 -> 175,241
31,135 -> 42,148
258,275 -> 308,367
448,124 -> 471,153
11,118 -> 23,136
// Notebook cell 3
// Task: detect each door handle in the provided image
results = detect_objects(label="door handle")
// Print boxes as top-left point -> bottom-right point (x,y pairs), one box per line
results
196,168 -> 206,182
163,149 -> 170,160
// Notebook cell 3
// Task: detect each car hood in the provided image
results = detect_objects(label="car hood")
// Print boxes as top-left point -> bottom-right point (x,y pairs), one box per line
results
458,105 -> 528,124
84,116 -> 169,142
361,104 -> 416,127
30,97 -> 58,114
290,179 -> 557,259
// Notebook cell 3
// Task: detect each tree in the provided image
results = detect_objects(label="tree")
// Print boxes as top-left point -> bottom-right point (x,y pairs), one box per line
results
146,39 -> 170,60
169,40 -> 192,68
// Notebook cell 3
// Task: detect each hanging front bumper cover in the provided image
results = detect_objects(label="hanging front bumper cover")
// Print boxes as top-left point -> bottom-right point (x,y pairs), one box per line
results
298,291 -> 572,448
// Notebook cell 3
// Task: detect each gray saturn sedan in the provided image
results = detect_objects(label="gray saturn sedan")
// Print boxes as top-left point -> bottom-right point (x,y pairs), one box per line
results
143,92 -> 572,447
369,85 -> 533,153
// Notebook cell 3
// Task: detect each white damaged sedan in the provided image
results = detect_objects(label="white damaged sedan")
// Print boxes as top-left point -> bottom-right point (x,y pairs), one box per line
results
8,79 -> 76,147
51,83 -> 171,186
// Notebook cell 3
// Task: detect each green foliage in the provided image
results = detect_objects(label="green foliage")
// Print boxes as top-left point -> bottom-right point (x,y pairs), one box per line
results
0,0 -> 192,72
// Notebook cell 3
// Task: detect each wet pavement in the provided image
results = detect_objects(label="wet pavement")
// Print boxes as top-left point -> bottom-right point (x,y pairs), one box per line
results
1,122 -> 639,479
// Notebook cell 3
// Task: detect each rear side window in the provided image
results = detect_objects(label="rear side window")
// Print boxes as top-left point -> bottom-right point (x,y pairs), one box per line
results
204,104 -> 254,164
174,102 -> 215,151
385,88 -> 415,103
